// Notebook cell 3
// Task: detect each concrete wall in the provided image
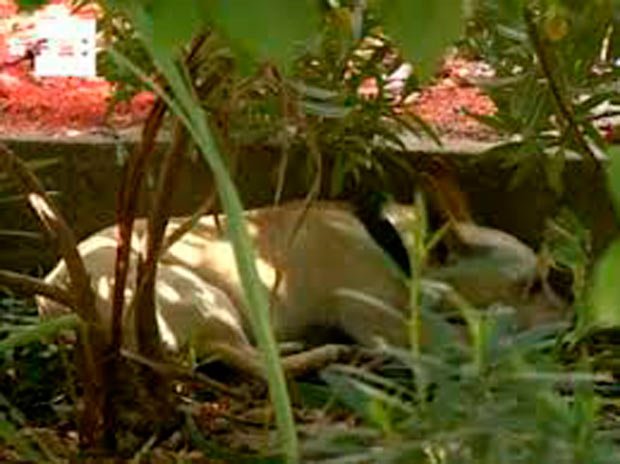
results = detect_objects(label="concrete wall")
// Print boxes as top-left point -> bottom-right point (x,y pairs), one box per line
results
0,134 -> 617,274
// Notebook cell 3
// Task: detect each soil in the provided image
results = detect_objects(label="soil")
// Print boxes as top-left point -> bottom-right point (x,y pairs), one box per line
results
0,66 -> 154,136
0,37 -> 495,140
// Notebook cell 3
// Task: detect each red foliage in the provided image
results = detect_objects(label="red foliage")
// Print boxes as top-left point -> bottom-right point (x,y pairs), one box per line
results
0,1 -> 497,139
408,80 -> 497,140
0,0 -> 152,136
0,66 -> 154,135
405,56 -> 497,140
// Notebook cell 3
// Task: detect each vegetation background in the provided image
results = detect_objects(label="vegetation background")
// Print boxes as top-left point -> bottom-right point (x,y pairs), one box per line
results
2,0 -> 620,462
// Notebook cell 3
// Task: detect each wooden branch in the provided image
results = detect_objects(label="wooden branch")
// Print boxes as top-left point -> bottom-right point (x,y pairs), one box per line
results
0,269 -> 75,310
134,119 -> 190,357
0,143 -> 96,323
120,348 -> 245,400
111,97 -> 167,350
282,344 -> 355,378
112,34 -> 207,353
0,142 -> 110,449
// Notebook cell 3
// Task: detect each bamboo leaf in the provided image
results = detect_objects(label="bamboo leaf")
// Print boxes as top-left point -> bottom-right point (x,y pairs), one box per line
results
380,0 -> 463,78
588,239 -> 620,330
203,0 -> 320,71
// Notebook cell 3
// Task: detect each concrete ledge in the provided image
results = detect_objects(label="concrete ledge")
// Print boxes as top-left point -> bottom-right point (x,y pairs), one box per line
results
0,132 -> 617,273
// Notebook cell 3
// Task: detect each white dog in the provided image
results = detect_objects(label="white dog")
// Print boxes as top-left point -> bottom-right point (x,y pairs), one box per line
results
37,201 -> 563,375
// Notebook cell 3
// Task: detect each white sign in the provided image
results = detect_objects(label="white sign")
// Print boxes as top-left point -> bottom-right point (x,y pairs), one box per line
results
34,16 -> 96,77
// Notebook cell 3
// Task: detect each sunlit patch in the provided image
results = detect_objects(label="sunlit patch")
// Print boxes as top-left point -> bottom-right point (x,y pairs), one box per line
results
130,233 -> 147,255
79,235 -> 117,256
27,193 -> 56,221
168,264 -> 203,287
168,241 -> 203,267
195,287 -> 240,329
157,280 -> 181,303
43,261 -> 69,285
181,231 -> 208,248
324,211 -> 368,240
246,222 -> 259,239
198,216 -> 217,228
255,257 -> 277,288
156,310 -> 178,350
166,264 -> 243,332
97,276 -> 110,301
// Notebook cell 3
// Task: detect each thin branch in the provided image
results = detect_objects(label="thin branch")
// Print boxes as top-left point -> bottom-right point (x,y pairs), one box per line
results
162,189 -> 217,252
0,143 -> 96,322
120,348 -> 245,400
0,269 -> 75,310
111,34 -> 209,353
133,119 -> 190,357
111,97 -> 167,351
0,142 -> 107,449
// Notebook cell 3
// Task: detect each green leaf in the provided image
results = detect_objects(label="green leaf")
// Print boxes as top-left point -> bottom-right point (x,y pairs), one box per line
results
109,12 -> 300,460
0,420 -> 43,461
607,146 -> 620,216
203,0 -> 320,71
496,23 -> 528,43
581,119 -> 608,154
0,315 -> 79,354
588,239 -> 620,330
574,91 -> 617,116
148,0 -> 203,51
380,0 -> 463,78
14,0 -> 48,12
544,209 -> 590,275
587,147 -> 620,331
544,147 -> 565,195
303,100 -> 352,118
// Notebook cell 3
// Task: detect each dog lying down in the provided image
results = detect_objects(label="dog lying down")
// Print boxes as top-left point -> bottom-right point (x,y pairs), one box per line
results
37,201 -> 565,377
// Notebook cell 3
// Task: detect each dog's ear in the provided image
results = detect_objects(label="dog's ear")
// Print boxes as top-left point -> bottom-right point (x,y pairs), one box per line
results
417,154 -> 471,226
415,154 -> 475,261
351,190 -> 412,277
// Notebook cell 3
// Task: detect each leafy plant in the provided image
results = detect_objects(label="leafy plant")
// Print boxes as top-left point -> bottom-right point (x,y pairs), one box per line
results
587,146 -> 620,333
463,0 -> 616,192
304,329 -> 617,463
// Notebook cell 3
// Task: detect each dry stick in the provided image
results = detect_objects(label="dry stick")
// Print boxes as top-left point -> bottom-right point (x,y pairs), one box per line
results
0,144 -> 96,322
0,269 -> 75,309
523,7 -> 601,171
120,349 -> 245,400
